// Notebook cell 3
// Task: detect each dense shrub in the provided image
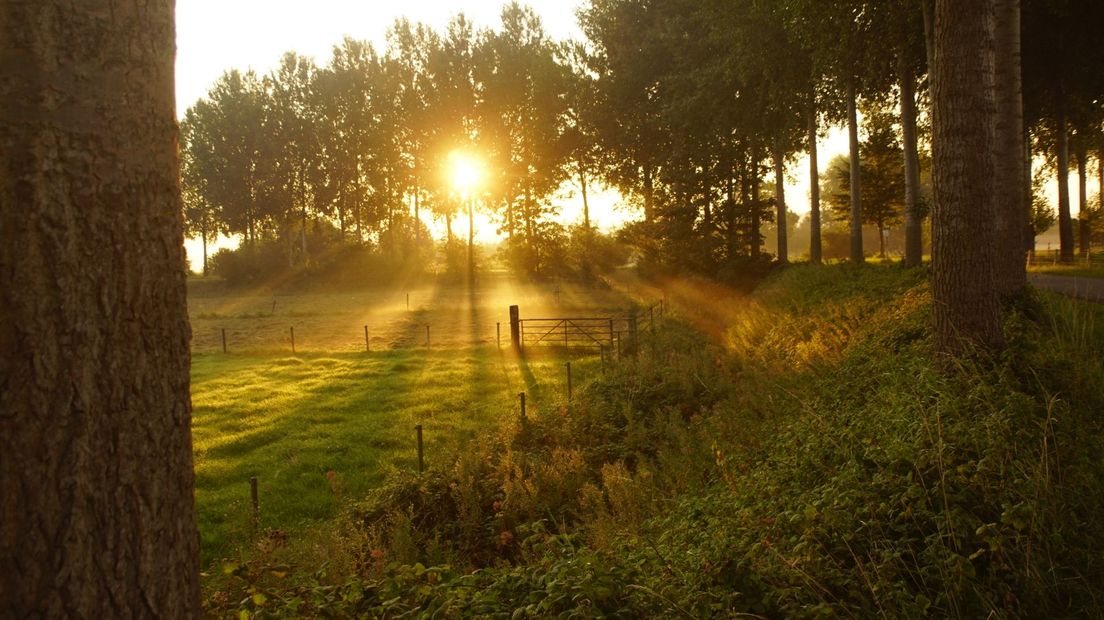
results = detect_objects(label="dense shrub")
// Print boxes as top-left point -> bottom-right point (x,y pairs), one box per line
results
209,239 -> 430,290
497,224 -> 630,282
206,218 -> 432,290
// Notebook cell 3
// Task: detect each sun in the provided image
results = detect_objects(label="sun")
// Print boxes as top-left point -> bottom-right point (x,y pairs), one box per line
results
449,151 -> 481,193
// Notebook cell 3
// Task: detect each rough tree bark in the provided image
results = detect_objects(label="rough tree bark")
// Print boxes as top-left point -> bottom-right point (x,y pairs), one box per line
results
992,0 -> 1027,295
931,0 -> 1004,354
807,107 -> 822,264
0,1 -> 200,616
773,138 -> 788,263
900,61 -> 924,268
847,74 -> 865,264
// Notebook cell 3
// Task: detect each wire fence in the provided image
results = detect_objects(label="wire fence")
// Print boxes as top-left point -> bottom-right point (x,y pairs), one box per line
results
194,300 -> 667,355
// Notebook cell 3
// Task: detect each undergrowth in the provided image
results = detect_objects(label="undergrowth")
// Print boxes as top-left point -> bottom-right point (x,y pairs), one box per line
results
205,265 -> 1104,618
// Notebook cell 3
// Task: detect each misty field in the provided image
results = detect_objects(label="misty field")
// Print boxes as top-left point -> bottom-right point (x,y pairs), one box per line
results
187,271 -> 641,565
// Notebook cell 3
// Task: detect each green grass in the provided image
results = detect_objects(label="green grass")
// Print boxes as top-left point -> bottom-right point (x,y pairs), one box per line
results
188,272 -> 642,567
192,345 -> 603,567
1028,252 -> 1104,277
1029,263 -> 1104,278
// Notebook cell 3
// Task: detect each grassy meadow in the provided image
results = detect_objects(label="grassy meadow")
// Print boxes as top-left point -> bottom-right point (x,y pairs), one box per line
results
188,271 -> 646,566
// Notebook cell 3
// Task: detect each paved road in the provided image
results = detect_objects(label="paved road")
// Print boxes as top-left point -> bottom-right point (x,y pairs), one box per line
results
1029,273 -> 1104,303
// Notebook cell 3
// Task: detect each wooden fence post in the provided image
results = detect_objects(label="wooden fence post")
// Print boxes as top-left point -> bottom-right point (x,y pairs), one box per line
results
425,324 -> 431,349
364,325 -> 370,352
249,476 -> 259,536
627,314 -> 638,357
565,362 -> 572,402
406,292 -> 410,310
510,305 -> 521,352
221,328 -> 227,354
290,326 -> 296,354
415,424 -> 424,474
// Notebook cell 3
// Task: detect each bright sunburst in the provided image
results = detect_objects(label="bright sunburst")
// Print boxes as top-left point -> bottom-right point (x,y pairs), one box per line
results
449,150 -> 482,193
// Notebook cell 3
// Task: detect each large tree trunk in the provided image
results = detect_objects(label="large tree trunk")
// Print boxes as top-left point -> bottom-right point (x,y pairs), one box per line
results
732,167 -> 745,259
772,138 -> 788,264
506,199 -> 514,239
202,227 -> 209,277
1055,95 -> 1074,263
931,0 -> 1004,354
847,74 -> 864,264
992,0 -> 1027,295
1025,128 -> 1035,257
579,166 -> 591,230
921,0 -> 936,80
642,166 -> 654,223
807,107 -> 822,264
1078,149 -> 1090,257
900,61 -> 924,268
467,196 -> 475,282
413,190 -> 420,245
299,176 -> 309,264
751,143 -> 762,259
0,1 -> 200,616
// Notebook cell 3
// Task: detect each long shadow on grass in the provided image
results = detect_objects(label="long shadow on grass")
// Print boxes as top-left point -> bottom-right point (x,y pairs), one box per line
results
465,281 -> 516,428
191,350 -> 424,562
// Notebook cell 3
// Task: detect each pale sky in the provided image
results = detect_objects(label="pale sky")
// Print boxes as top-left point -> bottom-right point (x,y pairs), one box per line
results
175,0 -> 852,269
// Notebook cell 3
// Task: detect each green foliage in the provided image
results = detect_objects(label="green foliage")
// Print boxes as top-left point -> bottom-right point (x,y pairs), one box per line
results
206,526 -> 659,618
438,238 -> 484,284
208,233 -> 429,291
1030,166 -> 1057,238
567,225 -> 631,280
202,266 -> 1104,618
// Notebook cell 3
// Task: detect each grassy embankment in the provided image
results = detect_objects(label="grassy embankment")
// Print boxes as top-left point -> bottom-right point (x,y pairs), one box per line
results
204,265 -> 1104,618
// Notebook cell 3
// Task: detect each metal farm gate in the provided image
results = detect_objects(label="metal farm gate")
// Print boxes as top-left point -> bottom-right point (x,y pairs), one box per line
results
514,302 -> 663,352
